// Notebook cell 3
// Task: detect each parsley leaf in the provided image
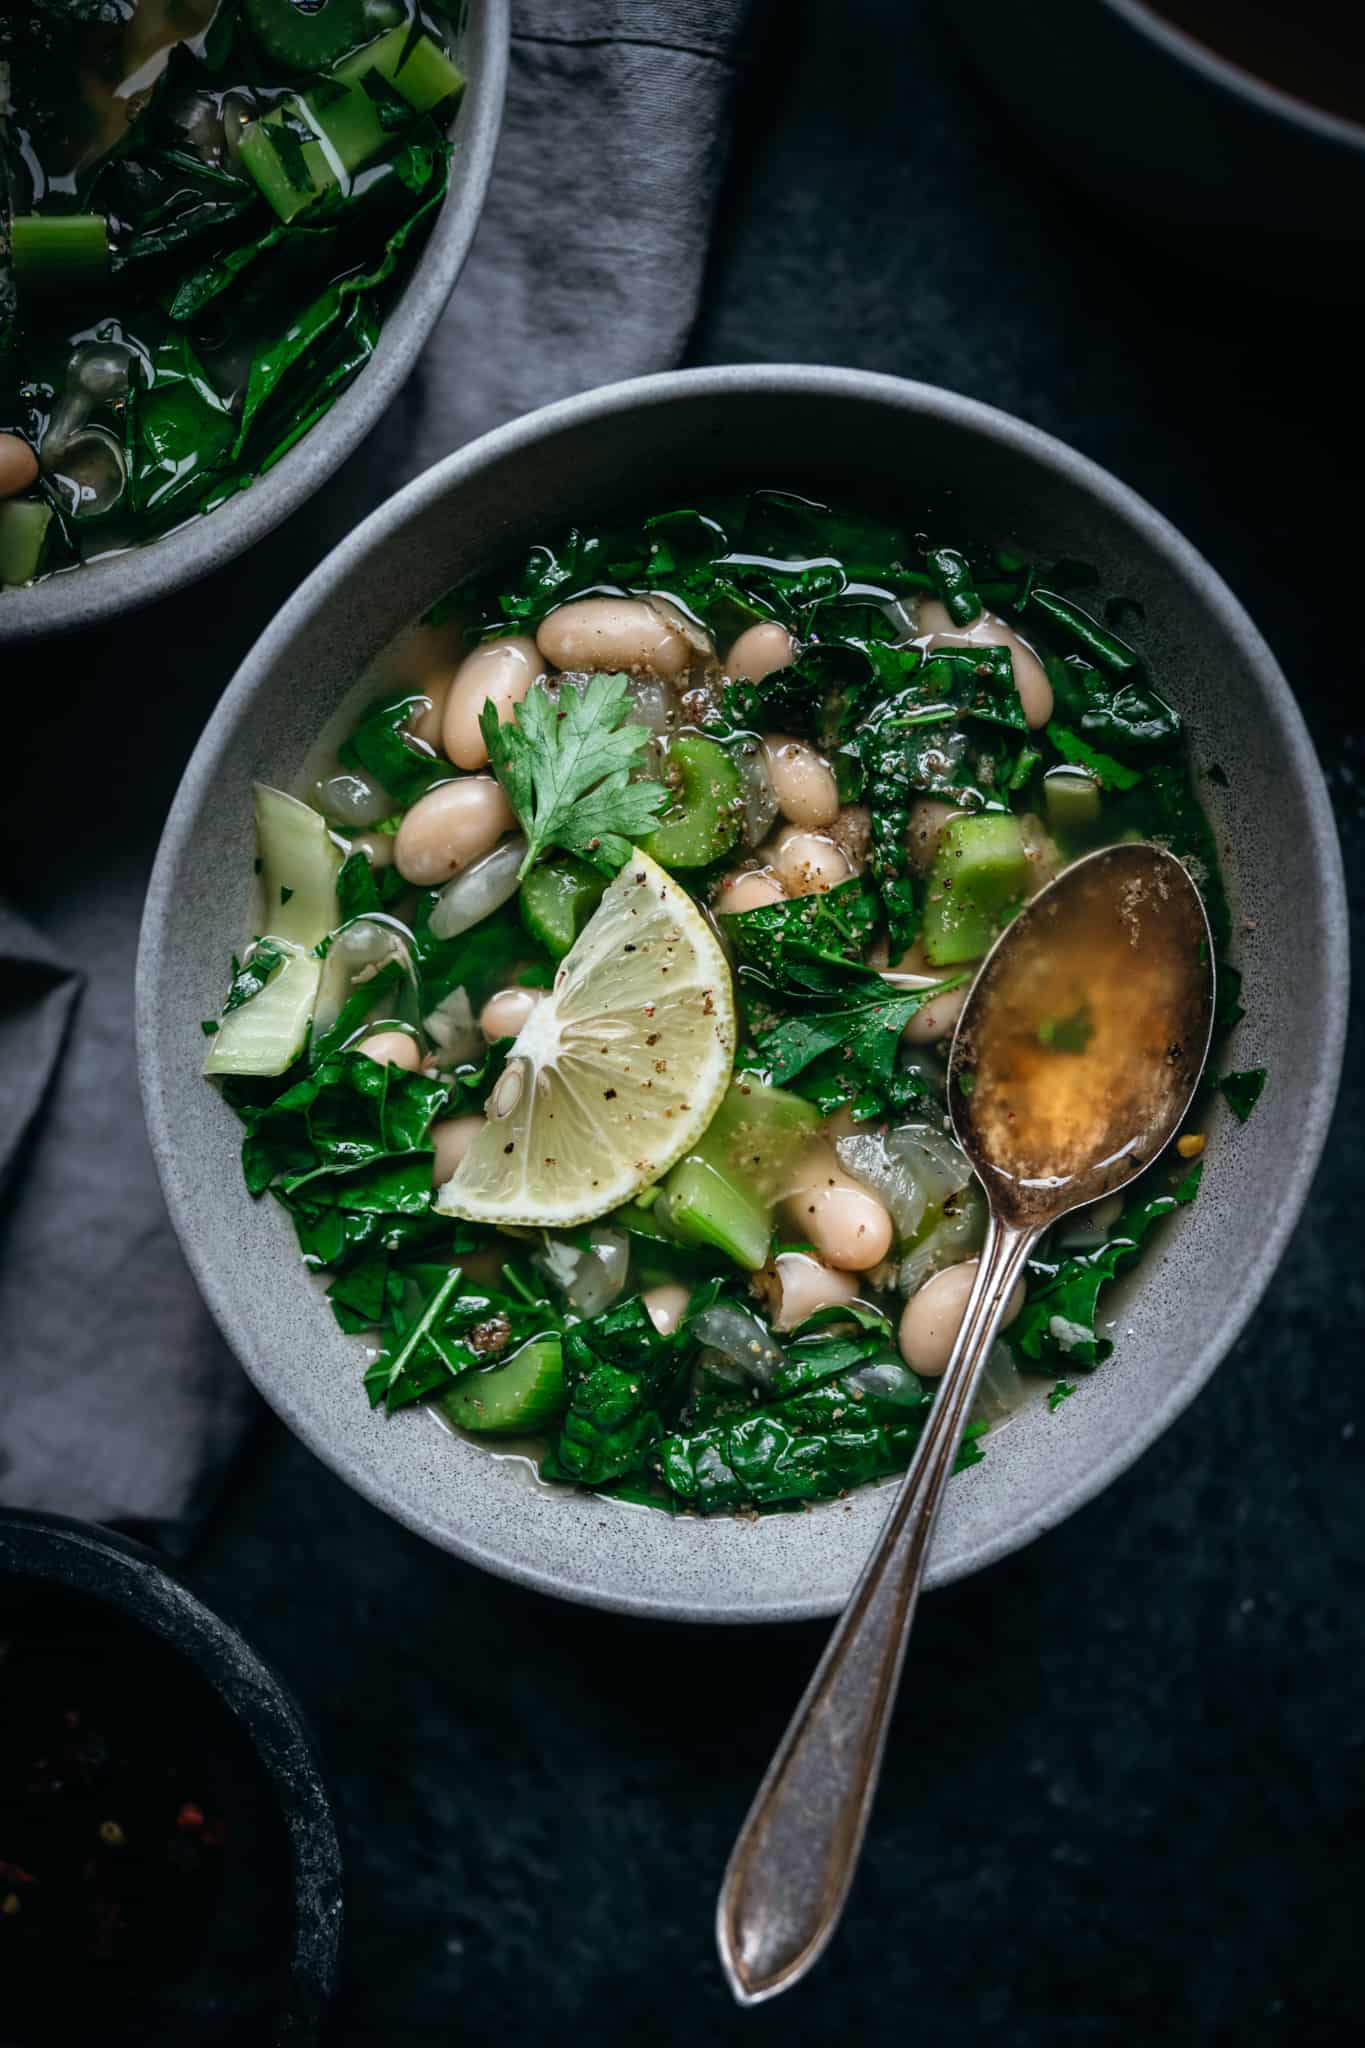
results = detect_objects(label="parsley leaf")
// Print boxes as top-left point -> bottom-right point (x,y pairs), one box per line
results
481,672 -> 668,876
1217,1067 -> 1267,1122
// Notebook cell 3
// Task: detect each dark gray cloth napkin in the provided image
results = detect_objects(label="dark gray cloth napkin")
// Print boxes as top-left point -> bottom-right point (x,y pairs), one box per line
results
0,0 -> 754,1548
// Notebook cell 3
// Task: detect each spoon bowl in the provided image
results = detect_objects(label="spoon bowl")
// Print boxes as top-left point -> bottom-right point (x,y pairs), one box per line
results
718,841 -> 1217,2006
949,841 -> 1216,1227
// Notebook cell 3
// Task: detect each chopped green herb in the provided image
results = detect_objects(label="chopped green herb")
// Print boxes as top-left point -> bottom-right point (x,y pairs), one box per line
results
482,671 -> 668,876
1038,1000 -> 1095,1054
1217,1067 -> 1267,1122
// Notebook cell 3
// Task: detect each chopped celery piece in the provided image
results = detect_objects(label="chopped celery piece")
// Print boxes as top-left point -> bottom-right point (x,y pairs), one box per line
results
306,78 -> 388,175
0,499 -> 53,586
519,857 -> 606,958
699,1079 -> 822,1201
203,942 -> 321,1077
1043,765 -> 1102,838
440,1338 -> 566,1435
10,215 -> 108,293
238,114 -> 331,222
338,25 -> 467,111
639,736 -> 742,870
922,813 -> 1031,966
663,1078 -> 820,1270
665,1157 -> 771,1271
240,73 -> 395,223
254,784 -> 342,947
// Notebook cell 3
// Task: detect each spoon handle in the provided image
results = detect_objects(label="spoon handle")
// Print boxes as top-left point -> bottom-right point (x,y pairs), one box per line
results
716,1213 -> 1038,2007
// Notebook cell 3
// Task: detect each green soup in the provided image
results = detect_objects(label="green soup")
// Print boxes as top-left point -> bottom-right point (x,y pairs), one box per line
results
201,489 -> 1243,1515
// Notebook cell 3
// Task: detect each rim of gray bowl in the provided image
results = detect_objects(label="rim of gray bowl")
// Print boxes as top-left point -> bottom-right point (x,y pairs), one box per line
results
138,364 -> 1350,1623
1107,0 -> 1365,152
0,0 -> 509,645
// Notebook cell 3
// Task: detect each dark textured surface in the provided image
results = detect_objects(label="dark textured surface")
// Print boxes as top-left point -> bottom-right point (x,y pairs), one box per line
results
5,1 -> 1364,2042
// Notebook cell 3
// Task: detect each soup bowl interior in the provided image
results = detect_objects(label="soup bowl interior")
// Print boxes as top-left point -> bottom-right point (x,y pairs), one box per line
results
0,1 -> 508,643
138,367 -> 1347,1622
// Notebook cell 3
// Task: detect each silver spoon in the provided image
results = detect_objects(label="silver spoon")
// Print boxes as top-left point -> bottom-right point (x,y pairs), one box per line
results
717,841 -> 1215,2005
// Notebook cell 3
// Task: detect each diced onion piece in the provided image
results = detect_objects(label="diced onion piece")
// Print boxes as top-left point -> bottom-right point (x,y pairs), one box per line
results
691,1302 -> 785,1386
838,1120 -> 975,1241
536,1227 -> 629,1317
423,985 -> 482,1063
313,915 -> 415,1037
974,1341 -> 1030,1426
736,738 -> 780,848
428,834 -> 527,940
896,1184 -> 987,1297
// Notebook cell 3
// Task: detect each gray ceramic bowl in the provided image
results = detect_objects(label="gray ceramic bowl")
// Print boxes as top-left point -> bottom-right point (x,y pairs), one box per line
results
137,365 -> 1348,1623
949,0 -> 1365,271
0,2 -> 508,644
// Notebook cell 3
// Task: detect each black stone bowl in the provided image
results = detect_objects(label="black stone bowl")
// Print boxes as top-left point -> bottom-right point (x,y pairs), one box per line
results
0,1510 -> 341,2046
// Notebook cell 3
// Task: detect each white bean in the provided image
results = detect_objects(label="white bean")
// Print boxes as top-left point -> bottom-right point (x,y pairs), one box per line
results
643,1282 -> 690,1336
394,623 -> 462,748
406,679 -> 450,750
906,797 -> 962,875
883,942 -> 974,1044
771,828 -> 853,897
713,868 -> 785,916
536,596 -> 693,679
0,433 -> 38,499
897,1257 -> 1026,1377
356,1030 -> 421,1072
393,777 -> 514,886
917,597 -> 1054,730
726,620 -> 795,683
905,983 -> 970,1045
348,830 -> 394,869
785,1162 -> 893,1273
763,735 -> 840,829
479,986 -> 542,1043
766,1252 -> 858,1332
430,1114 -> 484,1186
442,635 -> 543,770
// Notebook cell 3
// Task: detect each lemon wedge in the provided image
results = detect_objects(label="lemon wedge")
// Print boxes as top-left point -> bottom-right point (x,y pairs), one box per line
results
437,849 -> 735,1228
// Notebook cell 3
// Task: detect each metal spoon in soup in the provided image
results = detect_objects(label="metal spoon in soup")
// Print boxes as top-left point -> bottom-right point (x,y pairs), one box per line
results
717,840 -> 1216,2005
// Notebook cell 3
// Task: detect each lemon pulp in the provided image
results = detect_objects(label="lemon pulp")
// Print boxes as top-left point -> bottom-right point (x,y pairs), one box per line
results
437,849 -> 736,1228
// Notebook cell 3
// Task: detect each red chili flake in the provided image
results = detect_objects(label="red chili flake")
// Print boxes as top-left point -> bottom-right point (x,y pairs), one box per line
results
175,1802 -> 205,1833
